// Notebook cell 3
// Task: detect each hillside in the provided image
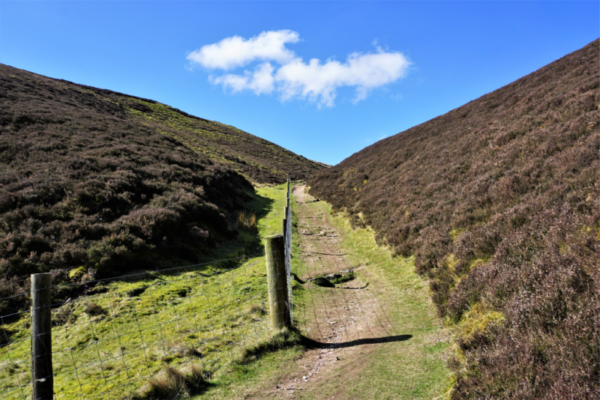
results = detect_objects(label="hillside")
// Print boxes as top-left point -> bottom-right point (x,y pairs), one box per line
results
308,39 -> 599,398
0,63 -> 320,315
0,64 -> 323,184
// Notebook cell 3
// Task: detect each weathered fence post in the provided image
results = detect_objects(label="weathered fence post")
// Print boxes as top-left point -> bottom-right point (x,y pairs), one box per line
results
286,177 -> 290,207
264,234 -> 290,331
31,273 -> 53,400
282,207 -> 288,243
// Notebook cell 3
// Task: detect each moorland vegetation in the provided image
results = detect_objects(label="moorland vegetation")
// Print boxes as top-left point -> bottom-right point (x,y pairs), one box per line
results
0,64 -> 320,316
309,39 -> 600,398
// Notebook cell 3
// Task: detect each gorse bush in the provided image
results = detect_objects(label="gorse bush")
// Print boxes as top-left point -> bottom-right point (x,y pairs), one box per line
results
308,39 -> 600,398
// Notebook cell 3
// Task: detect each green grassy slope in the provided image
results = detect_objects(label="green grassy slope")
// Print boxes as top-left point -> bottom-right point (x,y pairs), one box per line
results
0,184 -> 296,400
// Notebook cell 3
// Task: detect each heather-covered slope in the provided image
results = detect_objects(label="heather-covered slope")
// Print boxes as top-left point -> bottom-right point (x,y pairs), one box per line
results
0,64 -> 323,184
0,63 -> 316,316
309,39 -> 600,398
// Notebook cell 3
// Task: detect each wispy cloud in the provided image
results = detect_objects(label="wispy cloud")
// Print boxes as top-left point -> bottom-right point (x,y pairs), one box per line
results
211,62 -> 275,95
188,30 -> 410,107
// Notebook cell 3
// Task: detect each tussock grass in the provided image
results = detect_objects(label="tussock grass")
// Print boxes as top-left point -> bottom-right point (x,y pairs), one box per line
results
244,303 -> 266,316
237,212 -> 257,231
133,364 -> 211,400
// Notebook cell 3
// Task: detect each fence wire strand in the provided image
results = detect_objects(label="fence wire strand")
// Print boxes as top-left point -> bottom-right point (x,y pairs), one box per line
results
0,179 -> 300,400
0,252 -> 278,400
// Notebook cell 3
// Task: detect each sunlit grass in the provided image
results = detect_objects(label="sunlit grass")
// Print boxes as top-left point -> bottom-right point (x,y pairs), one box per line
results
323,204 -> 452,400
0,184 -> 290,400
288,190 -> 451,399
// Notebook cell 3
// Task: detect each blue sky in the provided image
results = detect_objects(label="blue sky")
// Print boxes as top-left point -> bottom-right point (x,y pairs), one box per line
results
1,1 -> 598,165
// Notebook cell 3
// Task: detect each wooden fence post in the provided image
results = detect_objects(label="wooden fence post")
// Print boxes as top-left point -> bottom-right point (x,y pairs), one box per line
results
282,207 -> 288,242
31,273 -> 53,400
264,234 -> 290,331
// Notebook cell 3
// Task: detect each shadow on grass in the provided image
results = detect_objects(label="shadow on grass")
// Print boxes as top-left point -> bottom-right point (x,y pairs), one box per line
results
203,188 -> 275,262
48,189 -> 275,316
247,188 -> 277,222
302,334 -> 412,349
238,327 -> 411,366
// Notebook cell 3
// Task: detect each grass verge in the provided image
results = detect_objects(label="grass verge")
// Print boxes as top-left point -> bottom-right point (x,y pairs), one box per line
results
292,191 -> 451,399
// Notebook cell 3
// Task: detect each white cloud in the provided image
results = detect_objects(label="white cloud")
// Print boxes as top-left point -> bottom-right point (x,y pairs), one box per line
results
188,30 -> 411,107
212,63 -> 275,95
276,51 -> 410,107
187,30 -> 299,70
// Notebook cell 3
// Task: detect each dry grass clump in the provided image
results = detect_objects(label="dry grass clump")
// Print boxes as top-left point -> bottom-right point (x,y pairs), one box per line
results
133,364 -> 210,399
237,211 -> 257,231
83,302 -> 105,317
52,303 -> 76,326
245,303 -> 266,315
308,39 -> 600,398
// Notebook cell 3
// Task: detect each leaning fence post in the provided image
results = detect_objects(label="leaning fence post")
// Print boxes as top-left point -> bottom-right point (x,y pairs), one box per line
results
264,234 -> 290,331
31,273 -> 53,400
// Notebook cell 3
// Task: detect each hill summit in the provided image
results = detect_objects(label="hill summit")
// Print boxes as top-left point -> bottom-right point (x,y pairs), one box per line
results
309,39 -> 599,398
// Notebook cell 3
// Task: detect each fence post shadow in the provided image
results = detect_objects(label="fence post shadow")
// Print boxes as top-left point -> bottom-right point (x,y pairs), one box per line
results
300,333 -> 413,350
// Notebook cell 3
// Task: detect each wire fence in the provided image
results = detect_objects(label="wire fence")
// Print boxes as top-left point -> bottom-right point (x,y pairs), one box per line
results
0,178 -> 295,400
284,176 -> 293,321
0,254 -> 280,399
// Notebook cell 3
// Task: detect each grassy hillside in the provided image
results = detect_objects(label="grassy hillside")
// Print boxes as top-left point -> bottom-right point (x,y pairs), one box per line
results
308,39 -> 599,398
0,184 -> 297,400
0,63 -> 320,316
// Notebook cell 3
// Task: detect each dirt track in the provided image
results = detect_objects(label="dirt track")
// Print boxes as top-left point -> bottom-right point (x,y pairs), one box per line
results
253,185 -> 398,399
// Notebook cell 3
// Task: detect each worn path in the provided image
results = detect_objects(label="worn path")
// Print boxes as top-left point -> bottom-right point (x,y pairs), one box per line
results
252,185 -> 403,399
186,184 -> 449,400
